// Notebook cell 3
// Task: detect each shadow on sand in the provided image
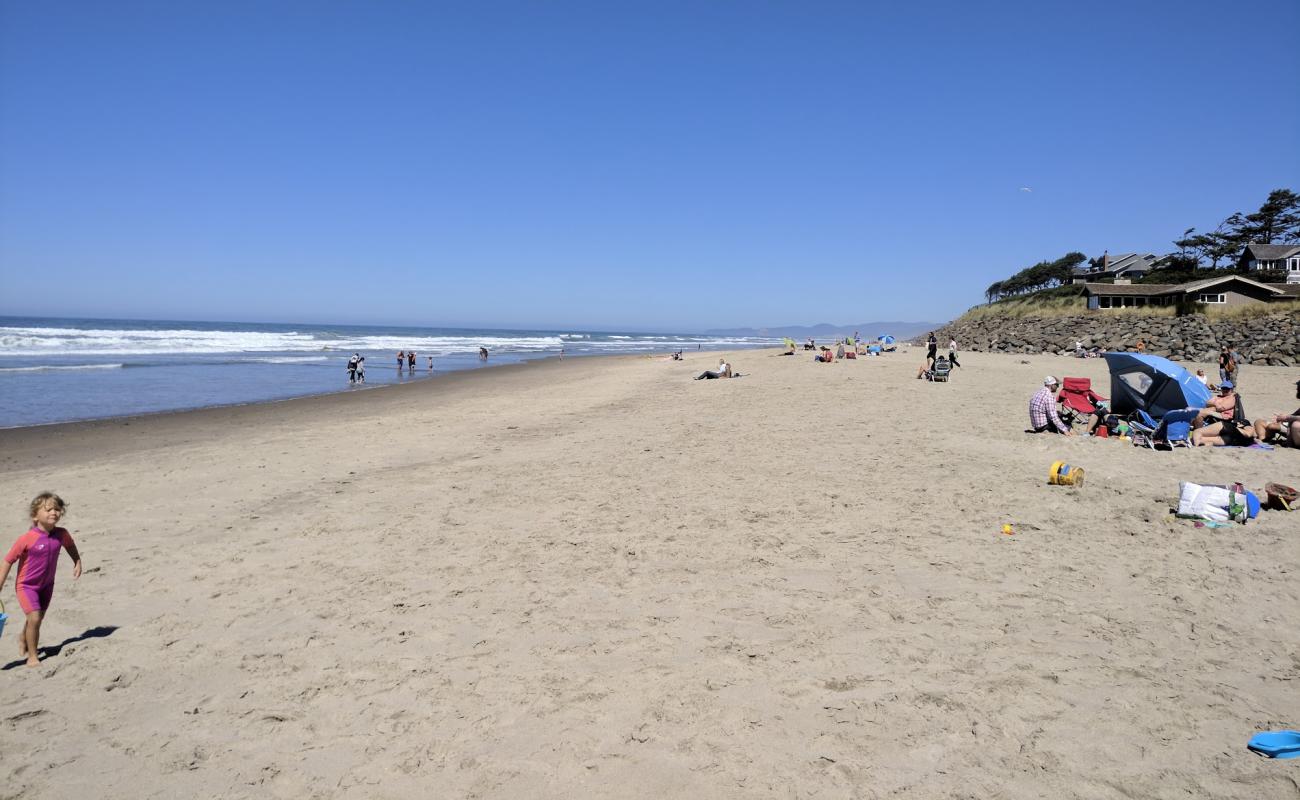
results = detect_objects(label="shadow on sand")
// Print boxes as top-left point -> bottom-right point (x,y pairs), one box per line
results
2,625 -> 120,670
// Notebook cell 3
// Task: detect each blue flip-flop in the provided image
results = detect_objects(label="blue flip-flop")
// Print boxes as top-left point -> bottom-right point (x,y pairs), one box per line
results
1248,730 -> 1300,759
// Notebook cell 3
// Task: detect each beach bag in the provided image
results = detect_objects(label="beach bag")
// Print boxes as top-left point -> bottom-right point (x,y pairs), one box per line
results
1177,481 -> 1259,524
1265,483 -> 1297,511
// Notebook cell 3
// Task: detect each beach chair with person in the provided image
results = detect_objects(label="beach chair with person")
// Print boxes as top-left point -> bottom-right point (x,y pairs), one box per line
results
930,356 -> 951,382
1058,377 -> 1107,432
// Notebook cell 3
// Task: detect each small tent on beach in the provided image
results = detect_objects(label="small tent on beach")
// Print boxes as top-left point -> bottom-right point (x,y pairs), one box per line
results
1103,353 -> 1211,418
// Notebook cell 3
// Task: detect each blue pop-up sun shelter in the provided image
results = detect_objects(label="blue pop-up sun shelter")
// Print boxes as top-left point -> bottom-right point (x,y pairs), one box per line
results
878,335 -> 895,345
1103,352 -> 1212,418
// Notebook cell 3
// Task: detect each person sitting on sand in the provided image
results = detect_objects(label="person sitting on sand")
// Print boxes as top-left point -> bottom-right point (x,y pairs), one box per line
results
1252,378 -> 1300,448
1190,381 -> 1255,446
815,347 -> 834,363
1029,376 -> 1073,435
672,350 -> 684,360
695,358 -> 733,380
1194,369 -> 1211,388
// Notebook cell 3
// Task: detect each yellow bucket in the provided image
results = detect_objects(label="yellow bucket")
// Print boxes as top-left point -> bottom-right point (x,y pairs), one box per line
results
1049,461 -> 1085,487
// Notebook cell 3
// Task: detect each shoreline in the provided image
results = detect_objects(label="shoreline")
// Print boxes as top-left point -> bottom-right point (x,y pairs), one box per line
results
0,351 -> 682,469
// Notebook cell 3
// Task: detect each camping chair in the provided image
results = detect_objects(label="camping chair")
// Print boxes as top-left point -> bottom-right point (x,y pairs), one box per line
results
1128,410 -> 1160,449
1156,409 -> 1197,449
1058,377 -> 1107,430
931,356 -> 951,382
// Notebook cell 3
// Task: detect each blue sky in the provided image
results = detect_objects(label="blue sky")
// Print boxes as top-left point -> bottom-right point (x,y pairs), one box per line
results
1,1 -> 1297,332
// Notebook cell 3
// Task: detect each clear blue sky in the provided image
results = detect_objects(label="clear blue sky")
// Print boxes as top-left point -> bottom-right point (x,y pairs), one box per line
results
2,1 -> 1297,332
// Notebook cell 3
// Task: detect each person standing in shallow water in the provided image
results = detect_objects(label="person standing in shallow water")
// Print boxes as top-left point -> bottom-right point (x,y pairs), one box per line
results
397,350 -> 405,371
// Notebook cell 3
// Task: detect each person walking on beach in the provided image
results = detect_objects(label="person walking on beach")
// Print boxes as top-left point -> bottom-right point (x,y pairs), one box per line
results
355,356 -> 365,383
1229,344 -> 1243,388
407,351 -> 416,372
1,493 -> 83,668
1218,346 -> 1234,386
948,338 -> 962,369
427,355 -> 433,371
397,350 -> 405,371
347,353 -> 360,384
926,332 -> 938,369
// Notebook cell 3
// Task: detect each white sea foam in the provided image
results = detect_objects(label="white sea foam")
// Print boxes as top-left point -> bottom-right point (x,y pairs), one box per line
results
0,324 -> 781,360
0,363 -> 126,372
246,356 -> 331,364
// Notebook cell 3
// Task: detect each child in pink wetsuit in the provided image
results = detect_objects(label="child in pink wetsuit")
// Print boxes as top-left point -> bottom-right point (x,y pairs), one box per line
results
1,493 -> 83,667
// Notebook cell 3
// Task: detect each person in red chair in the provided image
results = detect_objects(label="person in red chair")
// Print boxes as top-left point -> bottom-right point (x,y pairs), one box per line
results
1058,376 -> 1106,435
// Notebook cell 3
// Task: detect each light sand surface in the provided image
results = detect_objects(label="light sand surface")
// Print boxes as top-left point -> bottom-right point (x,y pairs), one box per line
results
1,350 -> 1298,799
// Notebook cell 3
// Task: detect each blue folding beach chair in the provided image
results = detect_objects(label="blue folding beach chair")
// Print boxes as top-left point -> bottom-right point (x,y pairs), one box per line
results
1128,410 -> 1159,449
1157,409 -> 1198,449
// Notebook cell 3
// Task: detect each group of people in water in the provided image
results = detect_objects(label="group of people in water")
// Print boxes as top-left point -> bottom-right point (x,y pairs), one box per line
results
345,347 -> 493,383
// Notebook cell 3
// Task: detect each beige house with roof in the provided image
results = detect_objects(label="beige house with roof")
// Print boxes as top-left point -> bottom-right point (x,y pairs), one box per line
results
1083,275 -> 1298,310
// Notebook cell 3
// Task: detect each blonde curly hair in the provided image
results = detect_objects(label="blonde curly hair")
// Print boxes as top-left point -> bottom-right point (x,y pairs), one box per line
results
29,492 -> 67,519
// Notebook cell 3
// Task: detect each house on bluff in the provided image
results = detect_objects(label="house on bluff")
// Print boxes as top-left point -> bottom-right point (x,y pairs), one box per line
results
1237,243 -> 1300,280
1083,275 -> 1300,310
1071,252 -> 1165,282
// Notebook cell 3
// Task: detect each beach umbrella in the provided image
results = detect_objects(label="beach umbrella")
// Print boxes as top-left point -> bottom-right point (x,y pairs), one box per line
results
878,335 -> 895,345
1103,353 -> 1212,418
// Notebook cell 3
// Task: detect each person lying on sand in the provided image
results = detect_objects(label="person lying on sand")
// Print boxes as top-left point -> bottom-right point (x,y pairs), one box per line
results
1252,378 -> 1300,448
695,358 -> 734,380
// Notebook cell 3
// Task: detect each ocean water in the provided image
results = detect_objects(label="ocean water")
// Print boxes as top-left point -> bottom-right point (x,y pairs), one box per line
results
0,316 -> 781,428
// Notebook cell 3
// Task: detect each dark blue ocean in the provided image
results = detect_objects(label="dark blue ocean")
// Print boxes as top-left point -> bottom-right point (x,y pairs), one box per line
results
0,316 -> 781,428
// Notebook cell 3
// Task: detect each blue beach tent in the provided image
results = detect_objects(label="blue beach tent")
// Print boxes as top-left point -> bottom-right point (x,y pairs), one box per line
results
878,335 -> 895,345
1103,353 -> 1212,418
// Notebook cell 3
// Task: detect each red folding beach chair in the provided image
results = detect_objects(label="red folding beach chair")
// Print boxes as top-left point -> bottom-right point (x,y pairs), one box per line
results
1058,377 -> 1107,428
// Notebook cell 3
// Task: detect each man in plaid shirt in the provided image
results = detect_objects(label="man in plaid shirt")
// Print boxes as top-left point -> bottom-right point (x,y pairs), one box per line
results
1030,376 -> 1074,435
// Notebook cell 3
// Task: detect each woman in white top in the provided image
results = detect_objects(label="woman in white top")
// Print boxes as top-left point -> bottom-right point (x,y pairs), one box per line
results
695,358 -> 733,380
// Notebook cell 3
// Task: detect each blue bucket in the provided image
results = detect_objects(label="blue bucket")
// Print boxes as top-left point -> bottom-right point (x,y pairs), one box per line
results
0,598 -> 7,639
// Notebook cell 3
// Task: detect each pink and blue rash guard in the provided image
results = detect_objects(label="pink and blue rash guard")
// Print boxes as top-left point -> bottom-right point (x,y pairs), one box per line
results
5,527 -> 75,614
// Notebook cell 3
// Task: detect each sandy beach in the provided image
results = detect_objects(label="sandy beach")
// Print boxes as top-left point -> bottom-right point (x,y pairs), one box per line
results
1,349 -> 1298,799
